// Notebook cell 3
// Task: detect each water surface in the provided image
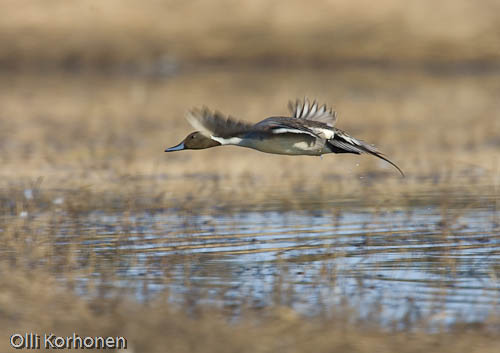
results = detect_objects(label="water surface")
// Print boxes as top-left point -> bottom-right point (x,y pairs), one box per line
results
70,203 -> 500,327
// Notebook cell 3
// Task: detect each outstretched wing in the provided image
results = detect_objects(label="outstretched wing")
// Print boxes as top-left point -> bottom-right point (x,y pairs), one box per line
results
288,98 -> 337,127
186,108 -> 254,138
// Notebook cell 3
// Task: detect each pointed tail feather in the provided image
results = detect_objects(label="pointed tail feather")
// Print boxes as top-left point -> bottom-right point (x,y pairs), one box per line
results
328,130 -> 404,177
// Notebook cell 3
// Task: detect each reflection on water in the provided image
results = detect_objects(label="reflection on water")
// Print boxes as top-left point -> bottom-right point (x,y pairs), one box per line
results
71,204 -> 500,327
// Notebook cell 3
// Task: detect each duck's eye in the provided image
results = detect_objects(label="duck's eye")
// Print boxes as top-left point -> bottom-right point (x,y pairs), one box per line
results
191,135 -> 195,139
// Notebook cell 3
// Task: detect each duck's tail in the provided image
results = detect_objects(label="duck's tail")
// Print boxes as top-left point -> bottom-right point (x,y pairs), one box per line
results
327,129 -> 404,177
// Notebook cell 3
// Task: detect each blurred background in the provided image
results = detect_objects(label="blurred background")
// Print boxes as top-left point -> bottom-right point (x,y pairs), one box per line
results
1,1 -> 499,352
1,0 -> 499,191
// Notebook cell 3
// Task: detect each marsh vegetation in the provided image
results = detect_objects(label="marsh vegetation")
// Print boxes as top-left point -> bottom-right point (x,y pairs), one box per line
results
1,1 -> 500,352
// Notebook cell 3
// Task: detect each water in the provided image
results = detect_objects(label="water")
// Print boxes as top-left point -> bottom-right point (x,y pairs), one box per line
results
69,204 -> 500,327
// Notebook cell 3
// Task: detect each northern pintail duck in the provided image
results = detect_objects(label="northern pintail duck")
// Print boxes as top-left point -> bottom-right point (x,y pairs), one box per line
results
165,99 -> 404,176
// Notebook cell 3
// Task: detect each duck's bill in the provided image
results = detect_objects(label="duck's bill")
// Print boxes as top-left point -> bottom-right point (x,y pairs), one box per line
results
164,142 -> 185,152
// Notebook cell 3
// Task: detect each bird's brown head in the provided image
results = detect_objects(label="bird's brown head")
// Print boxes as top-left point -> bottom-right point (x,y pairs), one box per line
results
164,132 -> 221,152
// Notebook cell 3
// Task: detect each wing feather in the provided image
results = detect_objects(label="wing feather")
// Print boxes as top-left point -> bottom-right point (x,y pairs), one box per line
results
186,108 -> 253,138
288,98 -> 338,127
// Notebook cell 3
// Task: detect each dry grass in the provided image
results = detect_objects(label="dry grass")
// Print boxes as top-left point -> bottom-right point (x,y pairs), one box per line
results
1,68 -> 499,351
1,269 -> 499,353
1,0 -> 499,208
1,69 -> 499,212
1,1 -> 500,351
1,0 -> 500,70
